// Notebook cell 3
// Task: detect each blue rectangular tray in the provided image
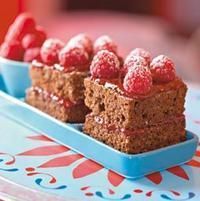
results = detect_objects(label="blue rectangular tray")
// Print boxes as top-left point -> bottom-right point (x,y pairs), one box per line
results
0,90 -> 198,179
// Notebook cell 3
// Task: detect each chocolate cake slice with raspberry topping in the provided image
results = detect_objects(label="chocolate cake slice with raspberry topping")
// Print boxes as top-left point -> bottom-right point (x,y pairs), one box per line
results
26,34 -> 92,123
83,47 -> 187,154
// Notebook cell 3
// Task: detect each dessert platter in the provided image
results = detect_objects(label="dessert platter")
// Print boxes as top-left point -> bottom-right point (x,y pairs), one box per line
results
0,13 -> 198,179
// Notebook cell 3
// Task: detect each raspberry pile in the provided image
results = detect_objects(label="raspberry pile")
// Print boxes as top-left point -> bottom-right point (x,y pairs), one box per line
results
40,34 -> 92,70
67,33 -> 93,56
0,13 -> 47,62
89,45 -> 176,95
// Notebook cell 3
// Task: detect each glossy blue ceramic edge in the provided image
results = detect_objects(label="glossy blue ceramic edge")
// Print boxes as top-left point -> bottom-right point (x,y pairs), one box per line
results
0,91 -> 198,179
0,57 -> 30,97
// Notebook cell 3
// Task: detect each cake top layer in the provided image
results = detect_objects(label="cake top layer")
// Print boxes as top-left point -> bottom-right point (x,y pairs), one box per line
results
32,59 -> 90,73
32,34 -> 186,97
88,44 -> 184,96
88,76 -> 186,100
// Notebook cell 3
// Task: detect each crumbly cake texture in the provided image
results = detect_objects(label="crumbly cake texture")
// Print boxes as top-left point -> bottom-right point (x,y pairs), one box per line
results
26,87 -> 89,123
83,76 -> 187,154
83,49 -> 187,154
26,34 -> 93,123
84,113 -> 185,154
30,62 -> 89,102
84,77 -> 187,129
26,36 -> 120,123
26,63 -> 90,123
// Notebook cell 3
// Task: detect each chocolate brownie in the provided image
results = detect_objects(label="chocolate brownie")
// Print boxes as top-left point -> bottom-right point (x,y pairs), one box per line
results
84,77 -> 187,129
83,48 -> 187,154
26,35 -> 93,123
26,87 -> 89,123
84,113 -> 185,154
30,61 -> 88,102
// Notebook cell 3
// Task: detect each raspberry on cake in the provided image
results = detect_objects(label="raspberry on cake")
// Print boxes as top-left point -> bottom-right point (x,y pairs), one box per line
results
94,35 -> 118,54
26,36 -> 93,123
67,33 -> 93,56
40,38 -> 64,65
123,65 -> 152,95
150,55 -> 176,83
122,55 -> 149,76
59,45 -> 89,70
125,48 -> 151,65
83,49 -> 187,154
90,50 -> 120,79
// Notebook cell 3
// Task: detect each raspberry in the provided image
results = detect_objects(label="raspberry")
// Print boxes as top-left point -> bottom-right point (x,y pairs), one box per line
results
122,56 -> 148,76
5,13 -> 36,42
0,41 -> 24,61
90,50 -> 120,79
22,26 -> 47,49
150,55 -> 176,83
94,35 -> 117,54
23,26 -> 46,49
67,33 -> 93,56
59,45 -> 89,69
125,48 -> 151,65
123,66 -> 152,95
40,38 -> 64,65
24,47 -> 41,62
22,34 -> 35,49
35,26 -> 47,39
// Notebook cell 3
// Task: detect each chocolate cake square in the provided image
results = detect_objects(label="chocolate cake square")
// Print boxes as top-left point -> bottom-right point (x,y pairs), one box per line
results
83,77 -> 187,153
26,87 -> 89,123
84,77 -> 187,129
30,61 -> 89,102
84,113 -> 185,154
83,46 -> 187,154
26,62 -> 90,122
26,35 -> 93,123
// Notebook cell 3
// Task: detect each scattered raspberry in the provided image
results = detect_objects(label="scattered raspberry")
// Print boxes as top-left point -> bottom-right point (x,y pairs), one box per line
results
150,55 -> 176,83
0,41 -> 24,61
40,38 -> 64,65
94,35 -> 117,54
22,34 -> 36,49
125,48 -> 151,65
5,13 -> 36,42
24,47 -> 41,62
122,56 -> 148,76
59,45 -> 89,69
35,26 -> 47,40
22,27 -> 46,49
123,66 -> 152,95
67,33 -> 93,56
90,50 -> 120,79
